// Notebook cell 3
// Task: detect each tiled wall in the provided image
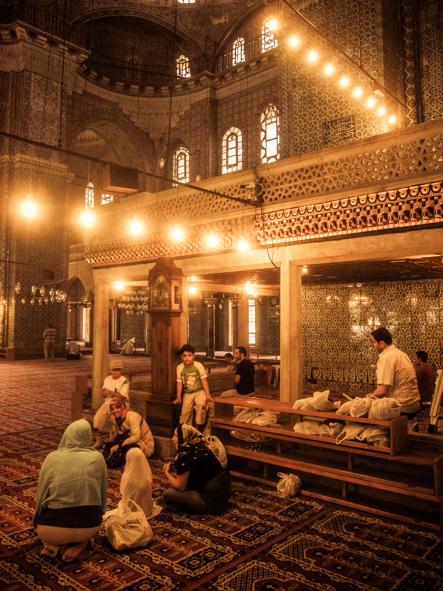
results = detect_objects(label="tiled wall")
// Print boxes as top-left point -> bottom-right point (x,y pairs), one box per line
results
303,279 -> 442,393
188,279 -> 442,393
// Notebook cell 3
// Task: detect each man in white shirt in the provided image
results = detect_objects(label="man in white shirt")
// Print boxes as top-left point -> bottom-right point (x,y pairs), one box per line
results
367,327 -> 420,420
93,359 -> 130,448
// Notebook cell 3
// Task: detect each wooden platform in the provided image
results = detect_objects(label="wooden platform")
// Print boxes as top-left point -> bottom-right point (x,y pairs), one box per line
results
211,396 -> 443,531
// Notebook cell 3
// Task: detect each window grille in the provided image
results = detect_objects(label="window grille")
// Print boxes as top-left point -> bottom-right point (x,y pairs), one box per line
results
85,182 -> 94,208
173,147 -> 190,183
222,127 -> 242,174
261,105 -> 280,163
262,17 -> 278,53
176,55 -> 191,78
323,115 -> 356,146
232,38 -> 245,66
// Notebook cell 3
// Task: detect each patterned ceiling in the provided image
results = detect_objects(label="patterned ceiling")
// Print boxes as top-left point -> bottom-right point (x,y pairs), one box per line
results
195,256 -> 443,289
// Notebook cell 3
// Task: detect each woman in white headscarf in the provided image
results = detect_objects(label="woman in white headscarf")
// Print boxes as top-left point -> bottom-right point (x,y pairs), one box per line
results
120,447 -> 154,518
33,419 -> 107,562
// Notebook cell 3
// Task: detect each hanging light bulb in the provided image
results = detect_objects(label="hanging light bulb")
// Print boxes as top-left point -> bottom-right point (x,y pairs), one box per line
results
206,231 -> 218,248
307,50 -> 318,63
130,215 -> 143,235
238,237 -> 249,251
377,106 -> 386,116
353,87 -> 363,98
366,96 -> 376,108
81,206 -> 94,226
289,35 -> 300,48
188,285 -> 197,295
22,194 -> 37,217
388,114 -> 397,124
339,76 -> 350,88
171,224 -> 184,241
115,281 -> 124,290
324,63 -> 335,76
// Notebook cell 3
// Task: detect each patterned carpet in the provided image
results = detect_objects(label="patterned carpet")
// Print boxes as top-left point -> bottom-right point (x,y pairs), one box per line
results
1,357 -> 442,591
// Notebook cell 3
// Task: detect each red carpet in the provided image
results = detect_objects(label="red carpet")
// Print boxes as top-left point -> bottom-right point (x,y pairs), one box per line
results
0,357 -> 442,590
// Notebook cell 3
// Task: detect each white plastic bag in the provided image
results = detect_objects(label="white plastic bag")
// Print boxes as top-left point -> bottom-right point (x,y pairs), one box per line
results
205,435 -> 228,468
251,411 -> 278,427
277,472 -> 301,497
293,397 -> 316,411
105,499 -> 153,551
336,422 -> 366,444
235,409 -> 260,423
368,398 -> 401,420
349,397 -> 373,418
312,390 -> 336,412
318,421 -> 344,438
356,426 -> 390,445
336,400 -> 353,416
293,420 -> 321,435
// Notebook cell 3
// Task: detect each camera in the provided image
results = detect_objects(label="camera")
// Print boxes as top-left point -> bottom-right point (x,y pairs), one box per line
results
240,181 -> 256,189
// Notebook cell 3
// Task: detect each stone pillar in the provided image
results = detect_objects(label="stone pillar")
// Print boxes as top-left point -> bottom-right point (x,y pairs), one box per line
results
280,261 -> 303,403
180,286 -> 189,345
92,281 -> 110,410
238,293 -> 249,350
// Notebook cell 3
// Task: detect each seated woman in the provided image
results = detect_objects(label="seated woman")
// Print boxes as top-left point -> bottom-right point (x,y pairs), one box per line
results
120,447 -> 154,518
162,424 -> 231,513
108,395 -> 154,458
33,419 -> 107,562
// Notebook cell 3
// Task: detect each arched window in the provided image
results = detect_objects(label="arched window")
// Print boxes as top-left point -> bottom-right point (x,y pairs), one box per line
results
173,147 -> 190,183
85,182 -> 94,208
261,105 -> 280,163
176,55 -> 190,78
232,38 -> 245,66
262,17 -> 278,53
222,127 -> 242,174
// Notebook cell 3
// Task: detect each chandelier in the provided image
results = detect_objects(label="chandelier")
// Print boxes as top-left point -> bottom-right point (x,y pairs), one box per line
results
115,288 -> 149,315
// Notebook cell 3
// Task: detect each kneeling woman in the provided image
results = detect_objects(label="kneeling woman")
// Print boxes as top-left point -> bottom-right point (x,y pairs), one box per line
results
163,424 -> 231,513
33,419 -> 107,562
108,395 -> 154,458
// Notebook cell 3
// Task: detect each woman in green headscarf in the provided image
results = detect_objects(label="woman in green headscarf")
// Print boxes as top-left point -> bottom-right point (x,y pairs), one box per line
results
33,419 -> 107,562
162,423 -> 231,513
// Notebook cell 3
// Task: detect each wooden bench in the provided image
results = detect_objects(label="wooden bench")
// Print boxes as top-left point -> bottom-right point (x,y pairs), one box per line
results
211,396 -> 443,531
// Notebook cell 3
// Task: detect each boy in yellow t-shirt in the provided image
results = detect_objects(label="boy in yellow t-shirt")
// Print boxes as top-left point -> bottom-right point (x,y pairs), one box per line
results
173,344 -> 213,431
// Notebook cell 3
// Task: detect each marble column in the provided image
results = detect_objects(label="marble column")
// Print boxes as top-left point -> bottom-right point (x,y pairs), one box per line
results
280,260 -> 303,403
92,281 -> 110,411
